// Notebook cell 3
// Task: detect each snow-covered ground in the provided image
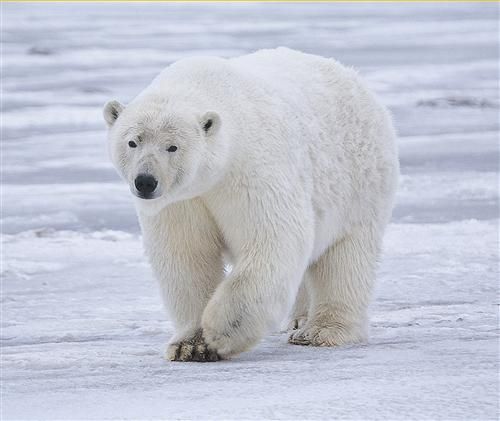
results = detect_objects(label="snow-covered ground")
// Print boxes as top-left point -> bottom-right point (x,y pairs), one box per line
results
1,3 -> 498,420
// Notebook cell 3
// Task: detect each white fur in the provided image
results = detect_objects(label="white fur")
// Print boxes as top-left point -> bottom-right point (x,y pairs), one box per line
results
104,47 -> 399,361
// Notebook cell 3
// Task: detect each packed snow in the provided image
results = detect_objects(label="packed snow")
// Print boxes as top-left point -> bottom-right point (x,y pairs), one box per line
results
1,3 -> 498,420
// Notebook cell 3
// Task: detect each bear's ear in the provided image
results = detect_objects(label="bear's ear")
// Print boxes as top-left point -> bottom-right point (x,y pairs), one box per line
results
200,111 -> 220,137
103,100 -> 124,127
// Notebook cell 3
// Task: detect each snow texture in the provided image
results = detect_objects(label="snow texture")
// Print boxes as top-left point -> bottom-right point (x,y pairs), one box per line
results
1,3 -> 498,420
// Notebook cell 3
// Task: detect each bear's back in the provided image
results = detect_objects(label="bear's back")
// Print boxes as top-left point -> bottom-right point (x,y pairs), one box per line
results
145,48 -> 356,106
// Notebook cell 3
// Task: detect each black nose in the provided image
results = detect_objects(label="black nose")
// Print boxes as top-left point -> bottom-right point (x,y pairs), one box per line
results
134,174 -> 158,198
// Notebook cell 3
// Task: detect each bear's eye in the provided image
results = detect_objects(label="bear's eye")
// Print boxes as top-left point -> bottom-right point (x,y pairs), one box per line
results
128,141 -> 137,148
167,145 -> 178,153
203,119 -> 213,132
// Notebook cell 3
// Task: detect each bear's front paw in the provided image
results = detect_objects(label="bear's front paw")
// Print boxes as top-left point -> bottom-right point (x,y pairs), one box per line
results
201,323 -> 239,358
202,300 -> 259,359
166,329 -> 221,362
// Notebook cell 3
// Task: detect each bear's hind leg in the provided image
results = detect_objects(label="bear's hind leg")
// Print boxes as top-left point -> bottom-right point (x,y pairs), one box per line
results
289,224 -> 380,347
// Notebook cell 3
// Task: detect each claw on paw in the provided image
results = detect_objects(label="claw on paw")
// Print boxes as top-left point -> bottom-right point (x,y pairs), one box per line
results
166,329 -> 221,362
288,330 -> 312,346
288,323 -> 365,347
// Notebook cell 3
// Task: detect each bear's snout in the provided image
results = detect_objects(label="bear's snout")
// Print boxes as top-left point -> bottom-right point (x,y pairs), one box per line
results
134,174 -> 158,199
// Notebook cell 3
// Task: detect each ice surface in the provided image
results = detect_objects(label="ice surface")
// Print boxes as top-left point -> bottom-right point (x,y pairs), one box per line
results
1,3 -> 498,420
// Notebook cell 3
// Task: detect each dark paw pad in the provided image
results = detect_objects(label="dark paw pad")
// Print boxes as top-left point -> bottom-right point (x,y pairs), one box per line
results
167,329 -> 221,362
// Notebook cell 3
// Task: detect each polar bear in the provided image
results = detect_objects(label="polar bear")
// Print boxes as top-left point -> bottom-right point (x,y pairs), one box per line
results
103,48 -> 399,362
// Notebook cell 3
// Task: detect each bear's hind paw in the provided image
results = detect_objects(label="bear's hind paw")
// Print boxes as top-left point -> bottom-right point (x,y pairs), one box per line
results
288,323 -> 365,347
285,316 -> 308,333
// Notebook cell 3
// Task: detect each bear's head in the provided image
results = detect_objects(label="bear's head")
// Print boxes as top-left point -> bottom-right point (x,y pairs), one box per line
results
103,95 -> 228,214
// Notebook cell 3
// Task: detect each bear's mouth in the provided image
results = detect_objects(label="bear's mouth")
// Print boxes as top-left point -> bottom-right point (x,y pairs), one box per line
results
136,191 -> 157,200
130,185 -> 161,201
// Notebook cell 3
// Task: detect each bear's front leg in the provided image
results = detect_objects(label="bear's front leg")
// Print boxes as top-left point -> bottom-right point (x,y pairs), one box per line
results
139,199 -> 225,362
201,244 -> 310,359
